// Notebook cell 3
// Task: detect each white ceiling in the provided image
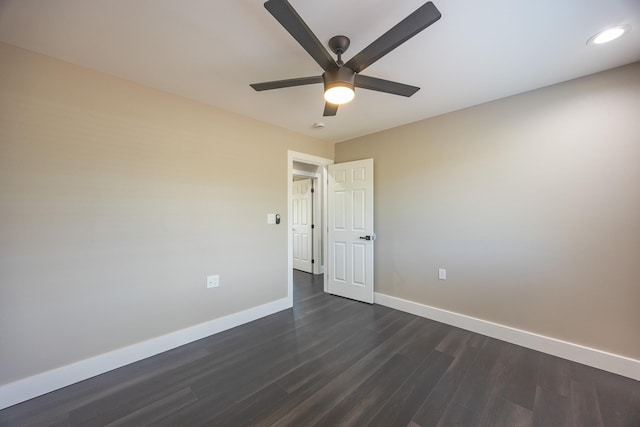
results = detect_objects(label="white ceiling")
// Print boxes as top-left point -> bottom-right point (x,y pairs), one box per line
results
1,0 -> 639,142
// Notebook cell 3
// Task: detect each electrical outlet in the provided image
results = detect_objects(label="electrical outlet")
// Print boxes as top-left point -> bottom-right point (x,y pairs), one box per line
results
438,268 -> 447,280
207,274 -> 219,288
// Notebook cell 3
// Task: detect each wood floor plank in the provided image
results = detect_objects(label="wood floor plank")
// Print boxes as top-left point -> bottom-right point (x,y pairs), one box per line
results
71,305 -> 354,426
410,341 -> 483,426
567,360 -> 640,426
537,352 -> 572,397
399,320 -> 450,365
203,323 -> 383,416
466,332 -> 487,348
595,371 -> 640,427
276,308 -> 408,394
441,337 -> 507,416
571,379 -> 604,427
479,394 -> 533,427
0,346 -> 210,426
498,345 -> 539,411
435,327 -> 472,356
366,350 -> 453,427
155,306 -> 381,425
104,387 -> 197,427
201,383 -> 291,427
366,304 -> 416,333
292,270 -> 322,302
445,337 -> 539,422
68,381 -> 190,426
313,353 -> 418,426
271,318 -> 431,426
532,385 -> 572,427
435,402 -> 477,427
230,312 -> 416,426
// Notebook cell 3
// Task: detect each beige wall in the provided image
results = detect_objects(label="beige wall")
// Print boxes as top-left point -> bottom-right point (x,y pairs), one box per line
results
336,62 -> 640,360
0,42 -> 333,385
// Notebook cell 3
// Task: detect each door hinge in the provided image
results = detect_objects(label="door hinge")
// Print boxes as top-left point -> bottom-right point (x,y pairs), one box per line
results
312,259 -> 315,264
311,188 -> 315,193
311,224 -> 315,229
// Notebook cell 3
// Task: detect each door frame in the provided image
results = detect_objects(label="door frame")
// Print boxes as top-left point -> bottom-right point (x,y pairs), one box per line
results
287,151 -> 333,304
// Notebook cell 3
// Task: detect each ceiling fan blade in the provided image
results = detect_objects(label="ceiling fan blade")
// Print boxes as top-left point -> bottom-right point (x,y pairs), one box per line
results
345,2 -> 441,74
264,0 -> 337,71
250,76 -> 323,91
355,75 -> 419,97
323,102 -> 338,116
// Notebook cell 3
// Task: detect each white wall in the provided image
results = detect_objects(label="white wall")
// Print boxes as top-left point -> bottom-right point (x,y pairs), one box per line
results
0,42 -> 334,387
336,62 -> 640,361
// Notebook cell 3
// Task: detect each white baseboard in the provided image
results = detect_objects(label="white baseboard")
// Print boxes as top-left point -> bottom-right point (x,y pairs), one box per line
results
0,297 -> 292,410
374,293 -> 640,381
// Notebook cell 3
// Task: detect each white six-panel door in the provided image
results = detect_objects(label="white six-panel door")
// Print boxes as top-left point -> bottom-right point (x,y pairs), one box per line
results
328,159 -> 374,303
292,178 -> 313,273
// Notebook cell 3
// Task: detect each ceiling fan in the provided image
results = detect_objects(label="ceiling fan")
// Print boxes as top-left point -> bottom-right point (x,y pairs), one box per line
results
250,0 -> 442,116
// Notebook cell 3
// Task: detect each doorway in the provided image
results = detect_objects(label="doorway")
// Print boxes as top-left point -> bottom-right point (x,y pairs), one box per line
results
292,177 -> 313,273
287,151 -> 333,305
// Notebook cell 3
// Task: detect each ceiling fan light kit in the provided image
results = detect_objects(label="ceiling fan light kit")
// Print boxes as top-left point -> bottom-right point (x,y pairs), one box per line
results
250,0 -> 442,116
324,85 -> 355,105
323,66 -> 356,105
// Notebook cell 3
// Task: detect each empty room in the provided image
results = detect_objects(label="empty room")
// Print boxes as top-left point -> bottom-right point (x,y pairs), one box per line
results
0,0 -> 639,425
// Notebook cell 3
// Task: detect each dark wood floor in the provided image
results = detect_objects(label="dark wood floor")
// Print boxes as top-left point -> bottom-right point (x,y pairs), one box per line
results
1,271 -> 639,426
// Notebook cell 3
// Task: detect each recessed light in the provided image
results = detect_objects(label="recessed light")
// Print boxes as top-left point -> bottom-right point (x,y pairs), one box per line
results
588,25 -> 629,45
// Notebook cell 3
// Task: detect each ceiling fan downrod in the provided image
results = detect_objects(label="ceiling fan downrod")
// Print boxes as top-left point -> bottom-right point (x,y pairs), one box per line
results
328,35 -> 350,67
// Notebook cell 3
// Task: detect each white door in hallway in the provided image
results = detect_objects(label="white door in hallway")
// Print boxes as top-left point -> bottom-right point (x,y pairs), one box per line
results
328,159 -> 374,304
292,178 -> 313,273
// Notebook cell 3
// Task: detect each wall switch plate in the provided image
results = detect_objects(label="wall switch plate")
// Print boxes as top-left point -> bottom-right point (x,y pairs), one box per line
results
438,268 -> 447,280
267,213 -> 276,224
207,274 -> 219,288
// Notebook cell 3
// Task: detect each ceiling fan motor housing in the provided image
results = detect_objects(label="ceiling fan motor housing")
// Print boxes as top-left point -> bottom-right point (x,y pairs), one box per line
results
323,66 -> 356,92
